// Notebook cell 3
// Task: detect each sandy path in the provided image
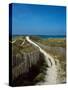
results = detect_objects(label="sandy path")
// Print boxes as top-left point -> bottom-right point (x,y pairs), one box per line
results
26,36 -> 59,84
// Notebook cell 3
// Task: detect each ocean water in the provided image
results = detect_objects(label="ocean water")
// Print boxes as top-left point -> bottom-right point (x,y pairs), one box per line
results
38,35 -> 66,39
12,35 -> 66,40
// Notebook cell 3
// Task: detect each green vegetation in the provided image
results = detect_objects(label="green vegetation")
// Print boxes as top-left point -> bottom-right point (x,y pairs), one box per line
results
30,36 -> 66,48
11,35 -> 66,85
12,35 -> 25,41
30,36 -> 66,83
19,40 -> 37,53
11,37 -> 38,54
30,36 -> 66,65
33,73 -> 45,82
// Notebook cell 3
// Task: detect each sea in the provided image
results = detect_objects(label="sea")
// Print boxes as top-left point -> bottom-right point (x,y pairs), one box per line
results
37,35 -> 66,39
12,35 -> 66,39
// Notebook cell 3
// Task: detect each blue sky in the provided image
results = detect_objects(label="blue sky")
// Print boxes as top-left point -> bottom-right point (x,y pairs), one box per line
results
11,3 -> 66,35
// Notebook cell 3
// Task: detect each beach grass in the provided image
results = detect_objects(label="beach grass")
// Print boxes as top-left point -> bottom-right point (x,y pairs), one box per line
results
30,36 -> 66,48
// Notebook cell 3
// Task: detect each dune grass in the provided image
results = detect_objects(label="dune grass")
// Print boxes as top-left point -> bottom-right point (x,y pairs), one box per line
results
30,36 -> 66,83
30,36 -> 66,48
12,36 -> 38,55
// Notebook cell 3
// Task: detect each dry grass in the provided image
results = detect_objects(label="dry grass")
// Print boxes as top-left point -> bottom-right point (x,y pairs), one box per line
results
12,36 -> 38,54
30,36 -> 66,83
30,36 -> 66,48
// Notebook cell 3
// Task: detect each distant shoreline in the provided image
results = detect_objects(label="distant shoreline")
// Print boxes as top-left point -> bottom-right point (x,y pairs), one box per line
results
12,35 -> 66,38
